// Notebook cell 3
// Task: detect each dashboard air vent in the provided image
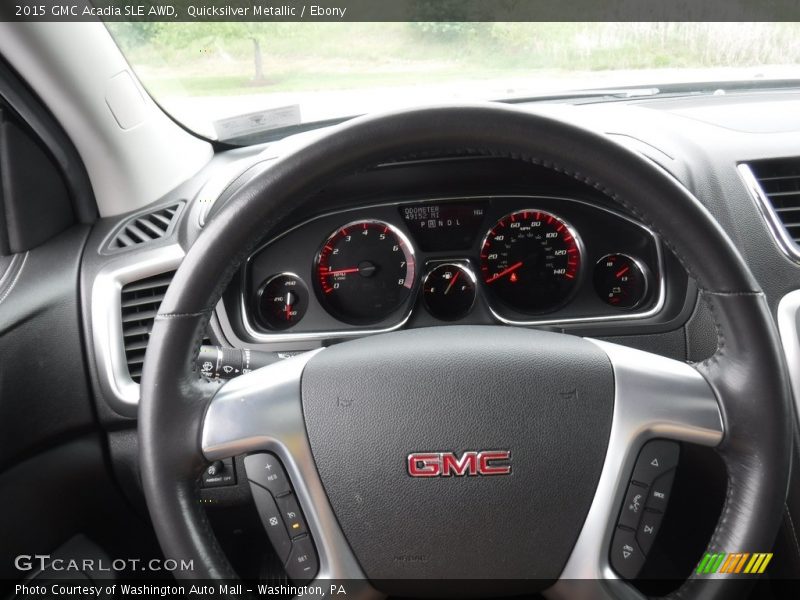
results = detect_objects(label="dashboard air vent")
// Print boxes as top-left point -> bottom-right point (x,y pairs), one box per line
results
109,203 -> 182,251
120,270 -> 211,383
121,271 -> 175,383
747,158 -> 800,246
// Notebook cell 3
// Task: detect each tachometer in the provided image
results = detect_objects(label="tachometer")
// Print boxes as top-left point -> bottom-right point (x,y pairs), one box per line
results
315,220 -> 415,323
480,210 -> 581,313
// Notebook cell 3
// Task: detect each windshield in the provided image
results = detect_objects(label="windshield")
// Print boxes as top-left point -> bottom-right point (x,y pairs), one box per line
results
107,22 -> 800,143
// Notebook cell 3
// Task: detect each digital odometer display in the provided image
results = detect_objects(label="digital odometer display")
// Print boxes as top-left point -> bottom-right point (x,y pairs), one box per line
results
400,203 -> 485,251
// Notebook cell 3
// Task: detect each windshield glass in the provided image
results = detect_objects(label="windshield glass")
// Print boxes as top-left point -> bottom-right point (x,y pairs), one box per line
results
107,22 -> 800,142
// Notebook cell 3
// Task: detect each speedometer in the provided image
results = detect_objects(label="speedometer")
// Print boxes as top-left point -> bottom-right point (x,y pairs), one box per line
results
315,220 -> 415,324
480,210 -> 582,313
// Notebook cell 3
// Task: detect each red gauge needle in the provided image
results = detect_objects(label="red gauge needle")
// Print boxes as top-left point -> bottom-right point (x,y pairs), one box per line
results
444,271 -> 460,295
326,267 -> 360,276
616,266 -> 630,278
284,291 -> 295,321
485,261 -> 523,284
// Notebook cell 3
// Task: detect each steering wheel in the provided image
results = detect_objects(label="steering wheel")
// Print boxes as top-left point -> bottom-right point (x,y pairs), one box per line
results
138,105 -> 792,599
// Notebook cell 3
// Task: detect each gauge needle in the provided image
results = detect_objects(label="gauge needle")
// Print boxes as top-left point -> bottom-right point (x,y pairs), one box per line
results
326,267 -> 360,276
485,261 -> 523,284
616,266 -> 629,278
444,271 -> 460,295
284,291 -> 295,321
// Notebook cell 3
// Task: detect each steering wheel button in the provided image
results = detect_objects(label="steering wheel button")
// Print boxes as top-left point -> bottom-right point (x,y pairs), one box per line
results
244,453 -> 292,496
646,469 -> 676,512
201,457 -> 236,487
636,509 -> 664,555
276,493 -> 308,538
248,483 -> 292,562
631,440 -> 679,485
285,535 -> 318,583
610,526 -> 645,580
618,482 -> 649,530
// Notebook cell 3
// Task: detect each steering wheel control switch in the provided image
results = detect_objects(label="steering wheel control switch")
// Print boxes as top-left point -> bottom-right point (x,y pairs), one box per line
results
249,483 -> 293,562
618,482 -> 648,530
610,440 -> 680,579
201,457 -> 236,488
197,345 -> 278,380
245,452 -> 292,495
245,452 -> 319,582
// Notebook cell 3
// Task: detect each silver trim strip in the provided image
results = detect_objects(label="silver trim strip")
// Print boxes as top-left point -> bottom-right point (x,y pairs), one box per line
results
547,339 -> 723,599
232,195 -> 666,344
777,289 -> 800,419
737,163 -> 800,263
201,350 -> 379,595
90,244 -> 184,417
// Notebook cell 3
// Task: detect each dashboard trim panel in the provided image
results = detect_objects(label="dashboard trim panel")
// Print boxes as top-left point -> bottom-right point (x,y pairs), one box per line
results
776,289 -> 800,420
90,243 -> 185,416
234,195 -> 667,343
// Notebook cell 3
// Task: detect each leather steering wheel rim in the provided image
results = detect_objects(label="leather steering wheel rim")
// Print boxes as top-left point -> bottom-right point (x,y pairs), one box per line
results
139,104 -> 792,599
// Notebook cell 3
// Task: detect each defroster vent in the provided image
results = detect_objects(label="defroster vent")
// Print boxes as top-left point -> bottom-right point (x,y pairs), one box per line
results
108,203 -> 183,251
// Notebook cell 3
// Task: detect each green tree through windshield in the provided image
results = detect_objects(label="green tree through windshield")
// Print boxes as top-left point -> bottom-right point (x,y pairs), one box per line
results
108,22 -> 800,140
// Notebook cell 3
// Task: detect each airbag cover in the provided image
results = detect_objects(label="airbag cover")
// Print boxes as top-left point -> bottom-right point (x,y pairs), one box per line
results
302,326 -> 613,590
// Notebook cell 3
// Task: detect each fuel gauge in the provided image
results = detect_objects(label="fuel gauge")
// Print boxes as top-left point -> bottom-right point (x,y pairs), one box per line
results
423,263 -> 477,320
256,273 -> 309,330
593,254 -> 649,309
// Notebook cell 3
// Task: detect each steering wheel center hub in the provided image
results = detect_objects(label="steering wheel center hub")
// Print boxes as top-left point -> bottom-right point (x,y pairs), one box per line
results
301,326 -> 614,593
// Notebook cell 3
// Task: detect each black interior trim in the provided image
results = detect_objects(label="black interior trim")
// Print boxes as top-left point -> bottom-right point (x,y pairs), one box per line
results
0,56 -> 97,227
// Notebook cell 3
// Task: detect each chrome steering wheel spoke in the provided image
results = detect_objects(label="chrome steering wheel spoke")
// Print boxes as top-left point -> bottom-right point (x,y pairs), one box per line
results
547,339 -> 724,600
201,349 -> 381,597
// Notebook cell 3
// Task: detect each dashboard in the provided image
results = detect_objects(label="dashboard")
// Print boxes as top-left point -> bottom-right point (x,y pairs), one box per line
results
64,87 -> 800,592
240,195 -> 665,342
82,91 -> 800,421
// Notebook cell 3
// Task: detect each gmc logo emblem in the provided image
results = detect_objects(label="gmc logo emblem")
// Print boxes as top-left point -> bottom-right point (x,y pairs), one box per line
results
407,451 -> 511,477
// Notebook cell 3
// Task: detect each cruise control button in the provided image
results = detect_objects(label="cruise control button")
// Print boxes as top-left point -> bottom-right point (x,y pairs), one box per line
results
245,453 -> 292,496
249,483 -> 292,562
610,526 -> 645,580
285,535 -> 318,583
619,482 -> 648,530
646,469 -> 675,512
636,510 -> 664,554
631,440 -> 679,485
276,493 -> 308,538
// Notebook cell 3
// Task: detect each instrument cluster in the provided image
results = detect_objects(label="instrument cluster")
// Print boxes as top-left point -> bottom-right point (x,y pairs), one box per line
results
241,195 -> 668,340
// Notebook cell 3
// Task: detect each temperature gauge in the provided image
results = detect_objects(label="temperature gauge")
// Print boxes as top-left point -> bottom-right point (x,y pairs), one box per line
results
593,254 -> 649,309
423,263 -> 477,320
256,273 -> 309,330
